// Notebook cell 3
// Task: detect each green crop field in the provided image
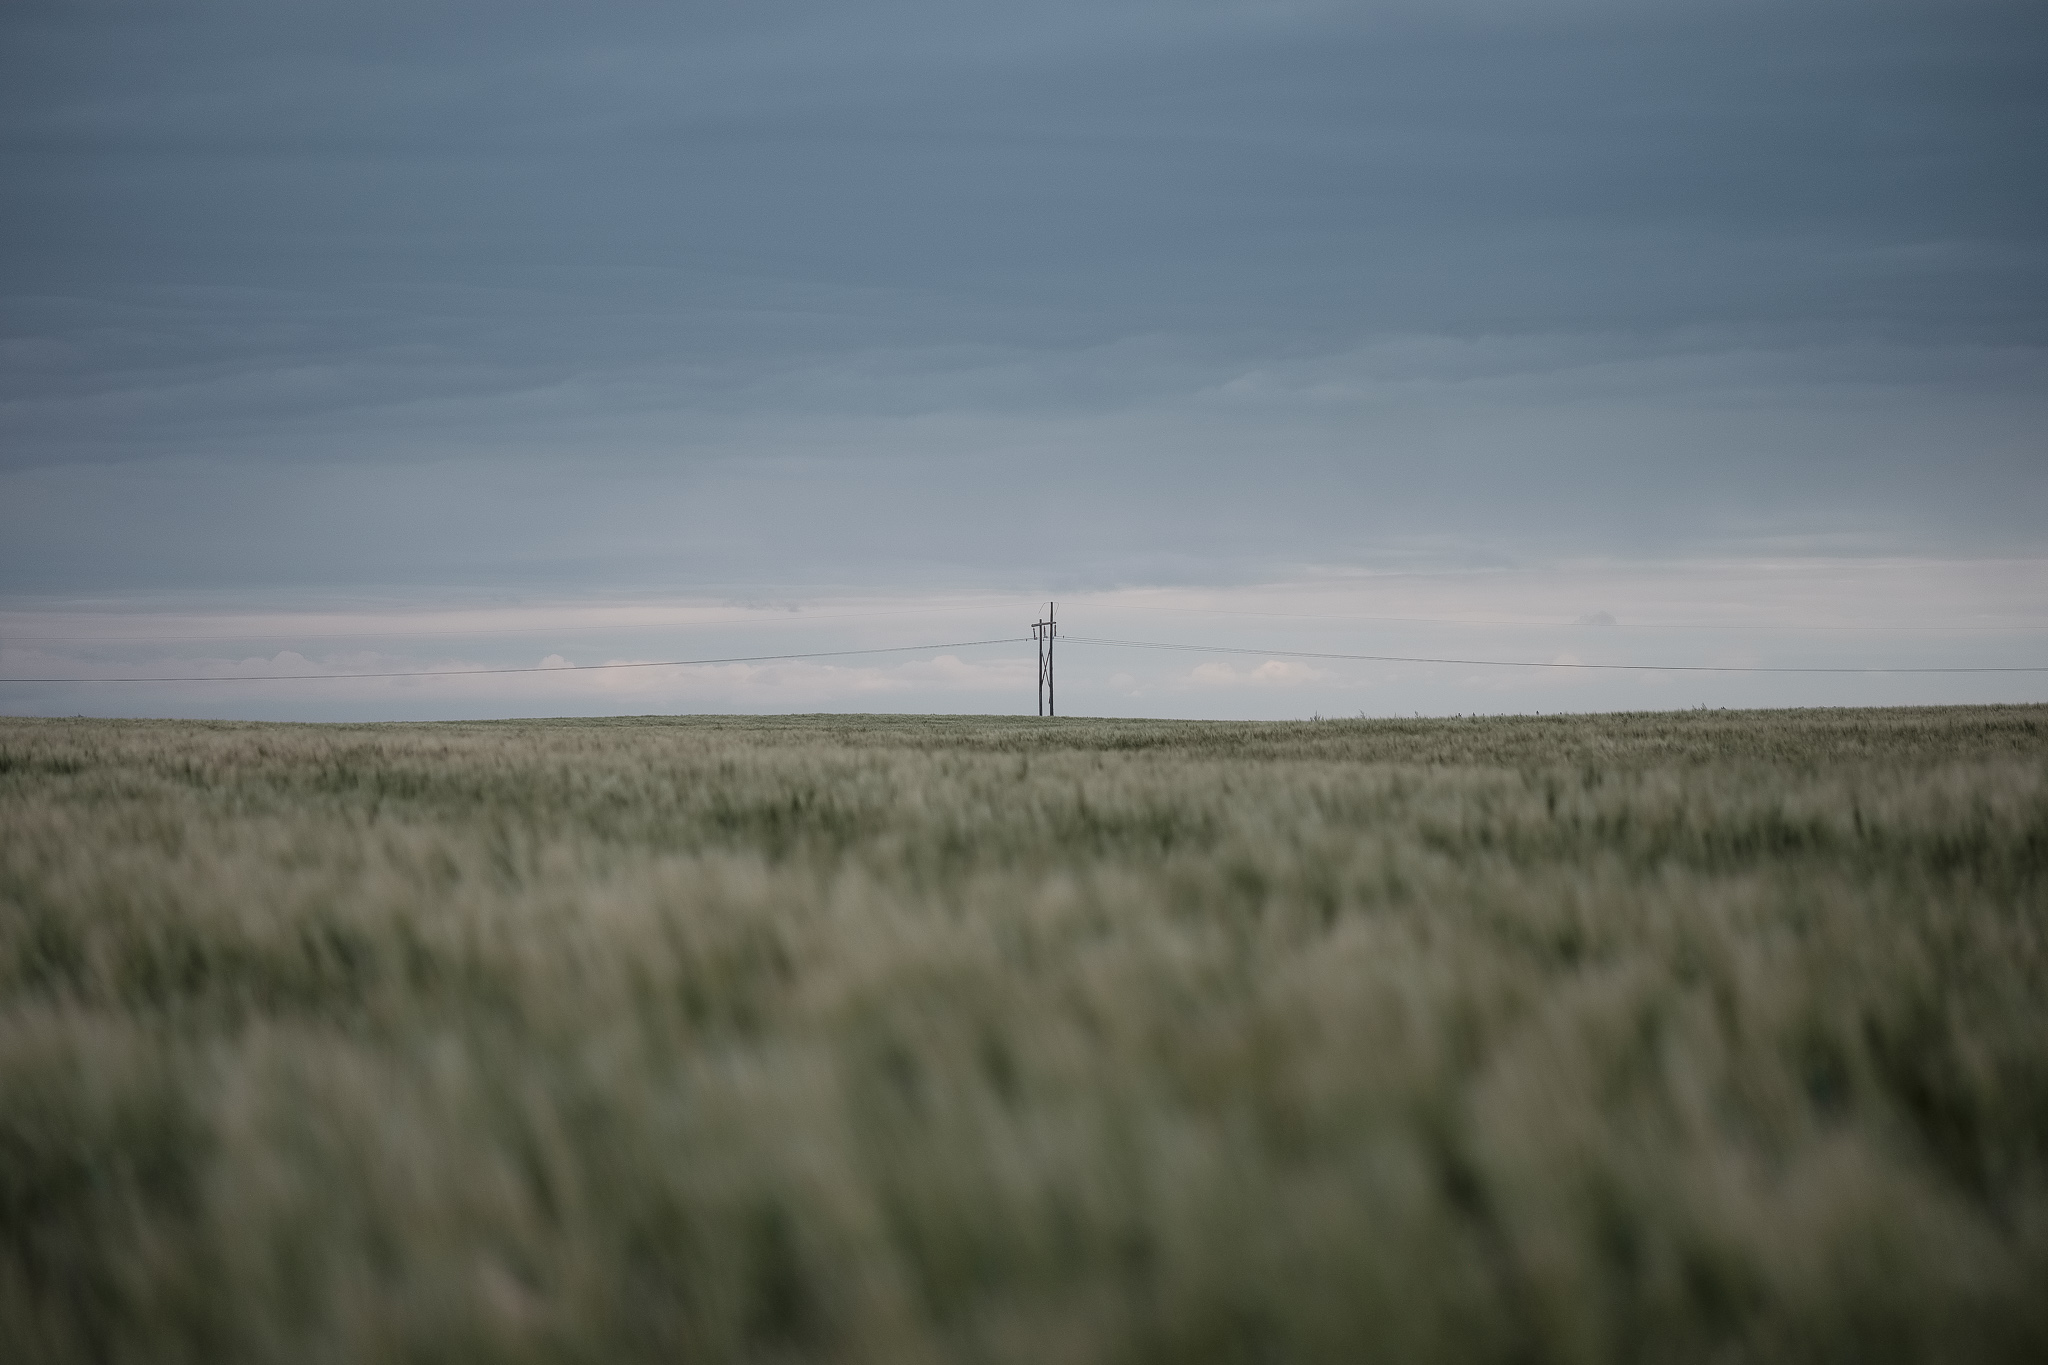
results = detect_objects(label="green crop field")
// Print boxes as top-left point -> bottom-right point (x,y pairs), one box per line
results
3,707 -> 2045,1363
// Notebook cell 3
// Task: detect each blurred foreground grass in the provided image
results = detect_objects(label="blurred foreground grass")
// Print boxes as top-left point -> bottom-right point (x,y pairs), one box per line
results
2,706 -> 2046,1363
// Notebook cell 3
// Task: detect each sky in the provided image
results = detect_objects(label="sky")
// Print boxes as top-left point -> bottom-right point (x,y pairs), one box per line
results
3,0 -> 2045,720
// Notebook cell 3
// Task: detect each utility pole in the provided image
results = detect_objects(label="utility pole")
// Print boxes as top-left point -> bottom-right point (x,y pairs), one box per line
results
1031,602 -> 1057,717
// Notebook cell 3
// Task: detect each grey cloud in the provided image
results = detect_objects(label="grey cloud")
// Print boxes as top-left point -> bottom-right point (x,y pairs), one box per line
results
1,0 -> 2044,599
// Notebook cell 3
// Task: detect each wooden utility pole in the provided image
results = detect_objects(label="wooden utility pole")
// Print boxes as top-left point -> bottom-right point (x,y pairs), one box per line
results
1031,602 -> 1057,716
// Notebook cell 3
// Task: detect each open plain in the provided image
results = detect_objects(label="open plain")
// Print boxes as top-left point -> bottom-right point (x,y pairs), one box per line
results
2,706 -> 2046,1363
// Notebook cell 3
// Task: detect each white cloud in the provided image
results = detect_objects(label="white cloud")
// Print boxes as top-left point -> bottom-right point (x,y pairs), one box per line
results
6,562 -> 2044,720
1189,658 -> 1330,688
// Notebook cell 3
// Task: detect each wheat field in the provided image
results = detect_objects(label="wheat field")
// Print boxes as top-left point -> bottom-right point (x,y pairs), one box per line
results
2,707 -> 2045,1363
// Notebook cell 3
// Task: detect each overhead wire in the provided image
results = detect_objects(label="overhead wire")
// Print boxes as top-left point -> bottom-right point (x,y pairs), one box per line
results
1100,604 -> 2048,634
0,638 -> 1032,684
11,601 -> 2045,645
3,625 -> 2043,685
0,602 -> 1018,644
1061,635 -> 2048,675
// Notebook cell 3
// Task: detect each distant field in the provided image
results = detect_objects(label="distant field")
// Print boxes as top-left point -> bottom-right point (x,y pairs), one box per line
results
3,707 -> 2046,1363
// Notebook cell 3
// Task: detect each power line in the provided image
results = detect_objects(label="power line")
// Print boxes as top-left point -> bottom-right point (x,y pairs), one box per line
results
0,638 -> 1030,684
1104,604 -> 2048,634
5,626 -> 2042,687
0,603 -> 1013,644
1064,635 -> 2048,675
10,603 -> 2045,645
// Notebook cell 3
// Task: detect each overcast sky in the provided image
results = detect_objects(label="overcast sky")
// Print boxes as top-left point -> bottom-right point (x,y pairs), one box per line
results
3,0 -> 2044,719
